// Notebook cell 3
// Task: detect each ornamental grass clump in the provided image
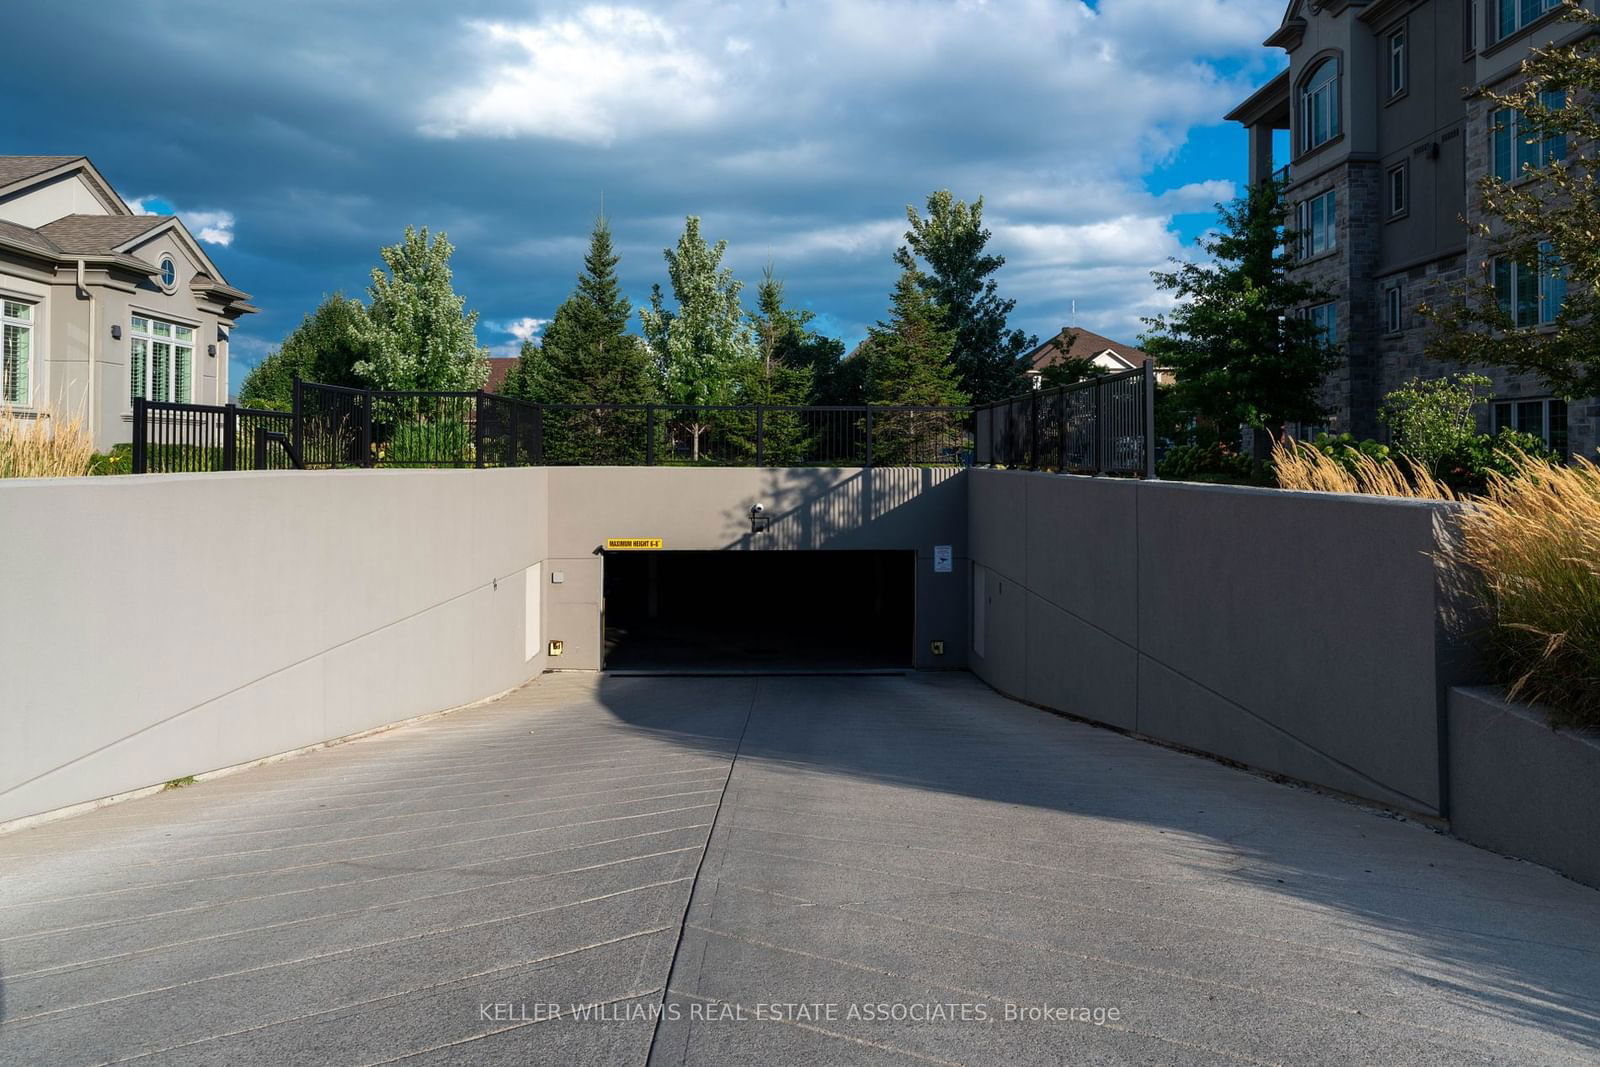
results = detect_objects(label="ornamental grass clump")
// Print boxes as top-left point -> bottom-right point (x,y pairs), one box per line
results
1448,455 -> 1600,730
1270,435 -> 1455,500
0,406 -> 94,478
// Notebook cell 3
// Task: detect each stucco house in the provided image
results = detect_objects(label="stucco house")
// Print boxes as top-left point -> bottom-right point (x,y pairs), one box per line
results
0,155 -> 256,450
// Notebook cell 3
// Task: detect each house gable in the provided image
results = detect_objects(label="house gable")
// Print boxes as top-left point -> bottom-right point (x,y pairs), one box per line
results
0,157 -> 129,229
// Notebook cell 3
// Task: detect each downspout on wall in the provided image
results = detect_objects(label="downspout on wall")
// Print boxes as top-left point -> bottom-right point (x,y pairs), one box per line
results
75,259 -> 95,442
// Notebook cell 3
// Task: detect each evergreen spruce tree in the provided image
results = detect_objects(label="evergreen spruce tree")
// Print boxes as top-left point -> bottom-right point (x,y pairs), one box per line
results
861,268 -> 970,463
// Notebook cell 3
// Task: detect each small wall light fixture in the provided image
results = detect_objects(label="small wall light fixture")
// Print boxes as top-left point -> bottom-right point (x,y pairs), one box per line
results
208,343 -> 217,357
110,324 -> 122,340
750,503 -> 771,535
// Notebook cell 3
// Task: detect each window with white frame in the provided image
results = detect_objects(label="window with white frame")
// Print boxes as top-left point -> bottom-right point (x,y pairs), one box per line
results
2,299 -> 33,406
1385,285 -> 1404,334
1388,162 -> 1408,216
129,314 -> 196,405
1304,301 -> 1338,346
1492,92 -> 1568,180
1493,396 -> 1568,455
1296,189 -> 1337,258
1388,27 -> 1408,97
1496,0 -> 1561,42
1300,60 -> 1340,153
1494,242 -> 1566,328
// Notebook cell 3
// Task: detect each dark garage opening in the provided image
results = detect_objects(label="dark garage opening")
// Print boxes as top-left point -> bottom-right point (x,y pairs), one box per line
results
603,550 -> 914,672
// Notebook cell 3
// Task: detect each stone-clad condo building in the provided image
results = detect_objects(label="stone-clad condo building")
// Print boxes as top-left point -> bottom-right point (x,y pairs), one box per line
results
1227,0 -> 1596,460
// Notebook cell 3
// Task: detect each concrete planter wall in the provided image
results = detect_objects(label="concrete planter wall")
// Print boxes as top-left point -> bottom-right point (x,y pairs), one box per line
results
967,470 -> 1481,816
1447,687 -> 1600,889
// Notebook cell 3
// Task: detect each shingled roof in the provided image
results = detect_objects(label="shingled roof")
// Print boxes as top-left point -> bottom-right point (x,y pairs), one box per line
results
35,214 -> 170,255
0,218 -> 62,257
0,156 -> 83,189
1026,327 -> 1152,371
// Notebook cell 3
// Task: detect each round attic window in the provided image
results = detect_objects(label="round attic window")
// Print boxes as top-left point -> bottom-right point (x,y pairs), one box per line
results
159,255 -> 177,291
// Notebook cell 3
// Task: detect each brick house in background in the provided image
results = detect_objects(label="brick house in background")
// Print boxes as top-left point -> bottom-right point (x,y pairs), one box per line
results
0,156 -> 255,451
1227,0 -> 1596,459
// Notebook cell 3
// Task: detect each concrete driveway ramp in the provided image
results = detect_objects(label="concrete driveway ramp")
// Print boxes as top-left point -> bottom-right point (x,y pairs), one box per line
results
1,674 -> 1597,1065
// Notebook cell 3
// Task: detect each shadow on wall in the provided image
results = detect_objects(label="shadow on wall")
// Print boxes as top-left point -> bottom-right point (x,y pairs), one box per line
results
586,671 -> 1600,1050
714,467 -> 965,551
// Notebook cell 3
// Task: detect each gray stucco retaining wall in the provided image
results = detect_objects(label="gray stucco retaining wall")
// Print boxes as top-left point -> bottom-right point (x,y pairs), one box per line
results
1447,687 -> 1600,889
0,468 -> 552,827
968,470 -> 1480,815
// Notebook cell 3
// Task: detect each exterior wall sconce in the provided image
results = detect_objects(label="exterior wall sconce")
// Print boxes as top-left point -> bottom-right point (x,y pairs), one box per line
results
110,324 -> 121,340
750,503 -> 771,534
208,343 -> 217,357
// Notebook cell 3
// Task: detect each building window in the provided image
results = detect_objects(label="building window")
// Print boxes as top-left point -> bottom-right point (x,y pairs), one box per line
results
1388,162 -> 1408,216
1300,60 -> 1340,153
1305,301 -> 1338,346
1388,28 -> 1408,97
2,299 -> 33,406
1494,242 -> 1567,327
1493,396 -> 1568,455
129,314 -> 196,405
1465,0 -> 1479,54
1496,0 -> 1561,42
159,255 -> 177,291
1492,93 -> 1567,180
1296,189 -> 1337,257
1385,286 -> 1404,333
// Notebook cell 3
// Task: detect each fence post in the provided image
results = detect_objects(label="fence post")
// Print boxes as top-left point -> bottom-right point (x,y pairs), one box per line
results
1093,378 -> 1105,475
646,404 -> 656,465
254,425 -> 269,470
1058,390 -> 1068,472
864,405 -> 874,467
1029,389 -> 1040,470
474,390 -> 486,469
1143,362 -> 1157,479
360,389 -> 374,469
223,403 -> 238,471
291,377 -> 304,468
755,405 -> 765,467
131,397 -> 147,474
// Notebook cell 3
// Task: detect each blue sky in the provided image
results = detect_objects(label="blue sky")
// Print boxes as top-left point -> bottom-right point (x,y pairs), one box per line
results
4,0 -> 1288,389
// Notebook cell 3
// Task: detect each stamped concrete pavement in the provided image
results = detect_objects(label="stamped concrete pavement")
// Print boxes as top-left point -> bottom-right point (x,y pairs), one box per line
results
2,673 -> 1598,1065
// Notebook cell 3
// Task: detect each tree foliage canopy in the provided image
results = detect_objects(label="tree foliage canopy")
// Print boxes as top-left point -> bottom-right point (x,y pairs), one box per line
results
860,268 -> 969,407
896,190 -> 1034,403
1423,1 -> 1600,401
1141,180 -> 1339,444
237,293 -> 369,410
639,216 -> 757,408
353,226 -> 488,391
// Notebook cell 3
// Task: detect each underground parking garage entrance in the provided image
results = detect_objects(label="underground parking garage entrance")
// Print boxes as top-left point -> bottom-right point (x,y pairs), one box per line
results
602,549 -> 915,672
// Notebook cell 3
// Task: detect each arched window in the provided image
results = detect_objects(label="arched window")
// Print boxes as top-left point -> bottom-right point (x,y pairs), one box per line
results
1300,59 -> 1340,153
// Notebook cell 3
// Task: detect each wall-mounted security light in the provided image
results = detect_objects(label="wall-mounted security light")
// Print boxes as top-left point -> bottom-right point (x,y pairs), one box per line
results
208,343 -> 217,357
750,503 -> 771,534
110,324 -> 121,340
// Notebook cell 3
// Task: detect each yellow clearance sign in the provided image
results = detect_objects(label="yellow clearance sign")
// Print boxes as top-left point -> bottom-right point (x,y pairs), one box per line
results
605,538 -> 664,550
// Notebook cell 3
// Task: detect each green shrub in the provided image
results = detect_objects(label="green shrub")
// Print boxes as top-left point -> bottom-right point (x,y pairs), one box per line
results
89,443 -> 134,475
1308,432 -> 1391,474
1379,373 -> 1491,474
1158,442 -> 1272,486
1436,428 -> 1554,494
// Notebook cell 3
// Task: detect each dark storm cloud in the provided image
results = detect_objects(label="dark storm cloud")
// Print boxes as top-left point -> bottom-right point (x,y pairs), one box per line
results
3,0 -> 1285,382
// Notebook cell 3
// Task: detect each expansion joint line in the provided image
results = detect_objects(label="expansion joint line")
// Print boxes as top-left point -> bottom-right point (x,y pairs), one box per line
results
643,680 -> 758,1065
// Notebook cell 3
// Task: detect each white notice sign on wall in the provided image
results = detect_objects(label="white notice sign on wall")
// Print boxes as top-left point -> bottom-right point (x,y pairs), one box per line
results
933,545 -> 953,573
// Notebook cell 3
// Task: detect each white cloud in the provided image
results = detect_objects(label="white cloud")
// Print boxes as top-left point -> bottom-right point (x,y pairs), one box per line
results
128,196 -> 237,246
488,316 -> 550,355
420,9 -> 724,144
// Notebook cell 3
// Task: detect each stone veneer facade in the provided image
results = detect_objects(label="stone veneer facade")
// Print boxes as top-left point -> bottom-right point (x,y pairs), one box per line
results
1231,0 -> 1597,461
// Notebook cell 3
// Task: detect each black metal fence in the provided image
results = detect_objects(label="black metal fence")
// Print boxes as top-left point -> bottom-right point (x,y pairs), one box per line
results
131,399 -> 300,473
132,369 -> 1155,475
974,365 -> 1156,477
131,383 -> 974,472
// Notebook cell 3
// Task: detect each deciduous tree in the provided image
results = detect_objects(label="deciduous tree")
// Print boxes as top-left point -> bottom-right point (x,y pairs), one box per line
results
354,226 -> 488,391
